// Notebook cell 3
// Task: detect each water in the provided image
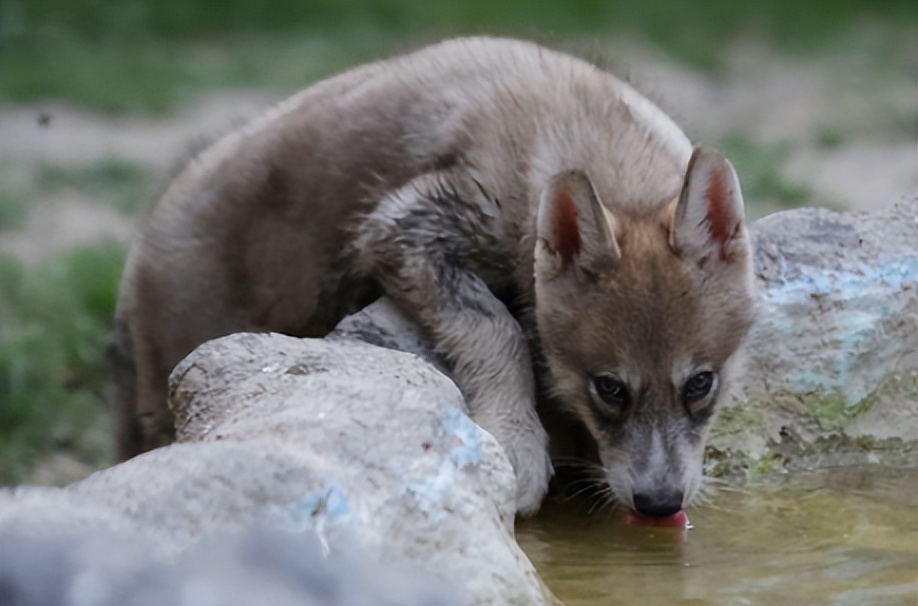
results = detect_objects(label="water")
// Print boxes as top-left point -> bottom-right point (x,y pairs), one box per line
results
517,466 -> 917,605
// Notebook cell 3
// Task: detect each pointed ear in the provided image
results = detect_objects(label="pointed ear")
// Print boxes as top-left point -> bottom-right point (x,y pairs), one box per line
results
672,146 -> 747,268
535,170 -> 620,283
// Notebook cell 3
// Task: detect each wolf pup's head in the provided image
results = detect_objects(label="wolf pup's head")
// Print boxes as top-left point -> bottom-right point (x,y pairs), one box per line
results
533,146 -> 755,518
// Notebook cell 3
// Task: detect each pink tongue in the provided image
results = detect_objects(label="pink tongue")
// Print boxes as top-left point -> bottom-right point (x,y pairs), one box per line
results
626,509 -> 689,528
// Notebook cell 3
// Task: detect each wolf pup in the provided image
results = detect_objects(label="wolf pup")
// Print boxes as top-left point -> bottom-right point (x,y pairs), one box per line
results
112,37 -> 755,517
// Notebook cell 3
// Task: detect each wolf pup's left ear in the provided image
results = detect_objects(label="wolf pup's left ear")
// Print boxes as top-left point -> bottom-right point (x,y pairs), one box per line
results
672,146 -> 747,269
535,170 -> 620,283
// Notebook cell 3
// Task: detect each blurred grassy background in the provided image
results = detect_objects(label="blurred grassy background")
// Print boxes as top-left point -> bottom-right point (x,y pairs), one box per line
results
0,0 -> 914,484
2,0 -> 912,112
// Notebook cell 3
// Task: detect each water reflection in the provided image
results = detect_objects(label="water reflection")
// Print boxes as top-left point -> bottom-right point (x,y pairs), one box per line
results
517,466 -> 917,606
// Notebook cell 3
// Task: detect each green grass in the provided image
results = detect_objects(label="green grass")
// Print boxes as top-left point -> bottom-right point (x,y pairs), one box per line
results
0,190 -> 28,230
0,31 -> 401,114
1,0 -> 912,113
7,0 -> 910,46
35,158 -> 155,214
0,242 -> 125,484
718,132 -> 812,210
0,158 -> 153,238
815,127 -> 846,150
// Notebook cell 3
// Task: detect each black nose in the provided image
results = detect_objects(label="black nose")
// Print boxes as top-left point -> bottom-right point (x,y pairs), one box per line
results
633,491 -> 684,517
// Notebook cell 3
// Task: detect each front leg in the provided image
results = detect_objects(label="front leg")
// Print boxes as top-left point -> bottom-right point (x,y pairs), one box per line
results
352,172 -> 553,515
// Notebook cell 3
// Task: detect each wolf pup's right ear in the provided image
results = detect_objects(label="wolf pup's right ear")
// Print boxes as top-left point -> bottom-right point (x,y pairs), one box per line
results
671,146 -> 747,269
535,170 -> 620,283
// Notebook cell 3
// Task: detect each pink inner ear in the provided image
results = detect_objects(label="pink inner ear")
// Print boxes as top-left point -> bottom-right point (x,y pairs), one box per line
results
704,170 -> 732,261
553,189 -> 581,268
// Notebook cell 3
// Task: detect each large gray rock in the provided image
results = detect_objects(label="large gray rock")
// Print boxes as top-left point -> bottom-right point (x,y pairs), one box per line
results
1,523 -> 456,605
746,198 -> 915,408
1,334 -> 556,606
710,197 -> 917,471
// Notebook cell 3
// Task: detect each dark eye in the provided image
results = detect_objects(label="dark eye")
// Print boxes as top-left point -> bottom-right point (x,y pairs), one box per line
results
683,371 -> 714,405
593,374 -> 629,407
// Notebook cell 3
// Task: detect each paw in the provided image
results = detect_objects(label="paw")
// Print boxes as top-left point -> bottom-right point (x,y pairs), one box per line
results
500,424 -> 554,516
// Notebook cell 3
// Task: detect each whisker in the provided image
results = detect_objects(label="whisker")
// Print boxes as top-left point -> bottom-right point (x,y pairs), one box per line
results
590,488 -> 621,518
587,484 -> 616,515
551,456 -> 604,472
587,495 -> 606,515
564,481 -> 605,502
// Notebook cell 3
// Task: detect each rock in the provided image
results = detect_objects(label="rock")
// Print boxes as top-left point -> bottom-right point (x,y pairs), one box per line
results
1,522 -> 458,605
708,196 -> 917,472
1,334 -> 556,606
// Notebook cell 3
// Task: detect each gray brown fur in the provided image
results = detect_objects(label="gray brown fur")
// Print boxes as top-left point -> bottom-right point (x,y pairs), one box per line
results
113,37 -> 755,516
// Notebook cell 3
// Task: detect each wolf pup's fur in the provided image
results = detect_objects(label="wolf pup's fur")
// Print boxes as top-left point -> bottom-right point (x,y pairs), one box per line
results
112,37 -> 755,516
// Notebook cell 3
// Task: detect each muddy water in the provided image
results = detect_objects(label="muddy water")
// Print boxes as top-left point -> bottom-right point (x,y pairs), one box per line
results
517,467 -> 917,605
